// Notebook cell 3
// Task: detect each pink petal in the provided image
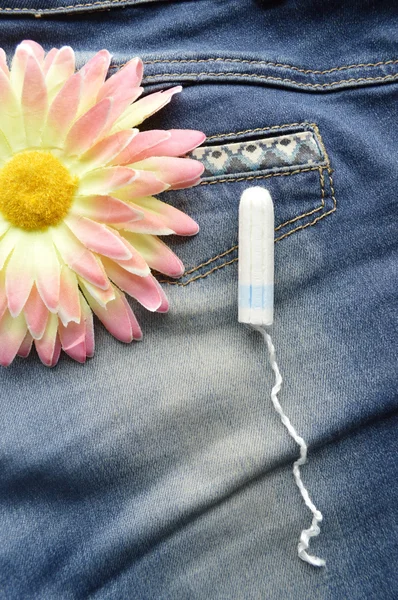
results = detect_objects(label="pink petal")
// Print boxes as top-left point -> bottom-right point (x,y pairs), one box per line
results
170,175 -> 202,190
64,97 -> 112,156
17,331 -> 33,358
24,285 -> 49,340
133,129 -> 206,161
71,194 -> 142,224
130,195 -> 198,236
102,260 -> 162,311
0,271 -> 7,321
43,48 -> 58,76
80,293 -> 94,357
97,58 -> 144,129
98,57 -> 143,102
5,244 -> 35,317
0,68 -> 25,150
107,235 -> 150,276
79,129 -> 137,171
34,234 -> 60,313
64,216 -> 132,260
123,232 -> 184,278
0,311 -> 27,367
84,284 -> 139,343
50,335 -> 62,367
52,225 -> 109,289
111,130 -> 170,165
121,295 -> 143,339
0,229 -> 20,271
45,46 -> 75,99
42,72 -> 82,147
154,280 -> 169,313
79,166 -> 136,196
34,312 -> 59,367
115,170 -> 169,201
58,265 -> 81,326
21,54 -> 48,146
0,48 -> 9,76
78,278 -> 115,307
20,40 -> 45,66
132,156 -> 204,187
78,50 -> 111,115
10,43 -> 30,100
58,317 -> 87,363
111,86 -> 182,132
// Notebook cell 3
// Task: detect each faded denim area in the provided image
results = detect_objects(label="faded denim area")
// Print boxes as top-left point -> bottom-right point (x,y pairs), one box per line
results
0,1 -> 397,599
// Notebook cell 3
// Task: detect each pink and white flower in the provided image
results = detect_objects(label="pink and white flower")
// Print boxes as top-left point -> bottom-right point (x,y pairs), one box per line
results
0,41 -> 205,366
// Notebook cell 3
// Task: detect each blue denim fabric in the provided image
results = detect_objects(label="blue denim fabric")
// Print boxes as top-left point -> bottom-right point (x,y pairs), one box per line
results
0,1 -> 397,598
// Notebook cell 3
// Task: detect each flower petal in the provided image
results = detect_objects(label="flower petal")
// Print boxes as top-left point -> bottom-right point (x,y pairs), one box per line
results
5,242 -> 35,317
76,129 -> 137,173
0,310 -> 27,367
98,57 -> 143,103
24,285 -> 49,340
0,48 -> 9,76
79,166 -> 136,196
0,229 -> 21,271
107,236 -> 150,276
43,48 -> 57,76
0,68 -> 25,150
122,232 -> 184,278
84,284 -> 140,343
64,216 -> 132,260
58,265 -> 81,326
42,72 -> 82,148
115,170 -> 168,200
21,40 -> 45,66
111,130 -> 170,165
102,259 -> 162,311
52,225 -> 109,289
0,128 -> 13,164
34,233 -> 60,313
0,270 -> 8,321
121,129 -> 206,163
80,293 -> 94,357
58,315 -> 87,363
10,42 -> 30,101
71,194 -> 143,224
64,97 -> 112,156
129,195 -> 199,236
34,312 -> 59,367
111,86 -> 182,132
21,54 -> 48,146
132,156 -> 204,187
79,278 -> 115,307
45,46 -> 75,101
77,50 -> 111,116
17,331 -> 33,358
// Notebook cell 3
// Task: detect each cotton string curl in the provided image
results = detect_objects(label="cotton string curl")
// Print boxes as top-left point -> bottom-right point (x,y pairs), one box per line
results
253,325 -> 326,568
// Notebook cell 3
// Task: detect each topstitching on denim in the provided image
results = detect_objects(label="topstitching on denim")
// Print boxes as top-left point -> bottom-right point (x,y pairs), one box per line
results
160,122 -> 336,287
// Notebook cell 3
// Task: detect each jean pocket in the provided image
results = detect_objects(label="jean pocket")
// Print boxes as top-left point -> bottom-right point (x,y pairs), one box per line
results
160,122 -> 336,287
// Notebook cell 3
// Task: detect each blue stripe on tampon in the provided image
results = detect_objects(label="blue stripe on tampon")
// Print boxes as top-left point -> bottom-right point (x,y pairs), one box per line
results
239,284 -> 274,309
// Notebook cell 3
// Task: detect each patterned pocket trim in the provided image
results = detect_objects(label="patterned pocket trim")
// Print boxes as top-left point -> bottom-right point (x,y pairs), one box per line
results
190,127 -> 327,180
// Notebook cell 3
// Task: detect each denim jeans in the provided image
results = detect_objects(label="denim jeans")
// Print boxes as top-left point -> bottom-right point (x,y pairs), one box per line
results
0,1 -> 397,598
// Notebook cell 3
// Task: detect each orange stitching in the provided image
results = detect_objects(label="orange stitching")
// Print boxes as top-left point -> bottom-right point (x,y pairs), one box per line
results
142,71 -> 398,89
0,0 -> 128,12
161,167 -> 336,287
140,57 -> 398,76
275,167 -> 325,231
108,57 -> 398,76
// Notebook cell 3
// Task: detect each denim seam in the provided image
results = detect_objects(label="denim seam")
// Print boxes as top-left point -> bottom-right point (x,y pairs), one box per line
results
108,58 -> 398,77
0,0 -> 129,12
160,167 -> 336,287
142,71 -> 398,90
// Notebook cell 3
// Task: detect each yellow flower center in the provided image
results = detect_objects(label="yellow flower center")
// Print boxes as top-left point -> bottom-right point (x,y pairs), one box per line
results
0,150 -> 78,231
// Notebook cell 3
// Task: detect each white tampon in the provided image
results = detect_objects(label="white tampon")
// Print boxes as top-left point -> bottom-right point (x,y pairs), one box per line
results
238,186 -> 326,568
238,187 -> 274,326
